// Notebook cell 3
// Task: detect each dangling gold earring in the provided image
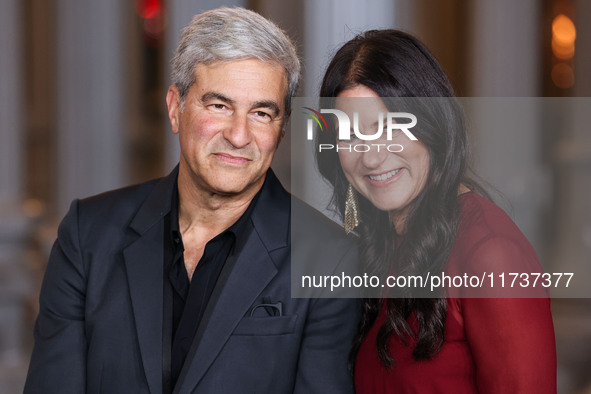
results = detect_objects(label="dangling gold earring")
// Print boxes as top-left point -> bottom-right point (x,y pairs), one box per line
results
344,184 -> 360,234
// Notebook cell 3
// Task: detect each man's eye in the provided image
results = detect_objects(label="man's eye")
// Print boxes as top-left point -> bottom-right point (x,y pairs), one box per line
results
207,103 -> 228,112
255,111 -> 270,118
252,111 -> 274,122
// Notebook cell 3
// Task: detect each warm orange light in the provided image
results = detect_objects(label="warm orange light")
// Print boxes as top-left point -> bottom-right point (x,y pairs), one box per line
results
551,63 -> 575,89
552,39 -> 575,59
552,14 -> 576,46
552,14 -> 576,60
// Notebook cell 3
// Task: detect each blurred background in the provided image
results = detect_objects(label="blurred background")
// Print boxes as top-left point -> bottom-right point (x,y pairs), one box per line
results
0,0 -> 589,392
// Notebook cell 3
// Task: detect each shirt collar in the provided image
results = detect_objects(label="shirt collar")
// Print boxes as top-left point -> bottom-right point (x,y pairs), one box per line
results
170,179 -> 262,245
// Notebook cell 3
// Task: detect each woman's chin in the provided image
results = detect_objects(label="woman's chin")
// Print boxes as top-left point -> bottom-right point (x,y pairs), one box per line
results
368,197 -> 409,214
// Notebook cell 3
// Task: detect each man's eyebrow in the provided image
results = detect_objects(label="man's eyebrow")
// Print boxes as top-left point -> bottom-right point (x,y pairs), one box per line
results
252,100 -> 281,117
201,92 -> 281,118
201,91 -> 234,105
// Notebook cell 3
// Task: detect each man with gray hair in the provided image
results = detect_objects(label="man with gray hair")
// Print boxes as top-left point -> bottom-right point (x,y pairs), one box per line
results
25,7 -> 359,394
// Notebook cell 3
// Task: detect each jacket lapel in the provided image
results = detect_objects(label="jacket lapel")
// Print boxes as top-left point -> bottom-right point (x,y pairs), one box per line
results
174,170 -> 290,394
174,232 -> 278,394
123,167 -> 178,394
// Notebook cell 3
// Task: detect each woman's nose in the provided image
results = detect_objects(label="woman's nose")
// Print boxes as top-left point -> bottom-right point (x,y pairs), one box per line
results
360,143 -> 389,169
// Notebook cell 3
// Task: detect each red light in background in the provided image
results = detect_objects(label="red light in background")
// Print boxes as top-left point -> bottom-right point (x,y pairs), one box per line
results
135,0 -> 166,45
135,0 -> 161,20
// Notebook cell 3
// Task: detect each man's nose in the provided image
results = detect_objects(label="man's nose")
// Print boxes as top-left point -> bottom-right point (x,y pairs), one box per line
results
223,114 -> 252,148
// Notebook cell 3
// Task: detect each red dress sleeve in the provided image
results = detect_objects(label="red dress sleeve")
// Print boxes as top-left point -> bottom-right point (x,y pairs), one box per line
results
354,194 -> 557,394
460,235 -> 557,393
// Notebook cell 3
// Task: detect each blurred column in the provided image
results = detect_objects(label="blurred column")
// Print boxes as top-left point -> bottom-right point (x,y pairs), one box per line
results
0,0 -> 23,206
394,0 -> 470,96
164,0 -> 247,171
550,3 -> 591,389
470,0 -> 541,96
545,5 -> 591,278
575,1 -> 591,95
302,0 -> 395,97
0,0 -> 34,390
468,0 -> 548,254
557,1 -> 591,272
295,0 -> 396,211
56,0 -> 126,215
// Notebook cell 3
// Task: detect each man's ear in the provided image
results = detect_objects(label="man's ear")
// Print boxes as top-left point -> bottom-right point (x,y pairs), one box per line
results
166,85 -> 181,134
278,113 -> 290,143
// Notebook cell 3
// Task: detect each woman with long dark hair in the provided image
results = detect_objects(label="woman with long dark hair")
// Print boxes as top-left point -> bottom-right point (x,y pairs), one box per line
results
316,30 -> 556,393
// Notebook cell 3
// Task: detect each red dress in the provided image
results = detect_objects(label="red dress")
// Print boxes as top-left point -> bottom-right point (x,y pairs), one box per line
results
355,192 -> 557,393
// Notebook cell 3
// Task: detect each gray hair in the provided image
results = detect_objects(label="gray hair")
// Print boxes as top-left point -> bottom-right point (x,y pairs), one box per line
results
171,7 -> 300,117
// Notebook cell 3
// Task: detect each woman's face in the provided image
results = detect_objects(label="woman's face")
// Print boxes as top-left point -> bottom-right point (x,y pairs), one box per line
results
336,85 -> 430,230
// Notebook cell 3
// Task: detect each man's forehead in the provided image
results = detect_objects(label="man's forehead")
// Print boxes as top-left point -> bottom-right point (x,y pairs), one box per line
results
194,58 -> 285,79
191,59 -> 287,107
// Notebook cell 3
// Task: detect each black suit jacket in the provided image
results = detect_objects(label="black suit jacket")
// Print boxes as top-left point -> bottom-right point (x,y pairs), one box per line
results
25,167 -> 361,393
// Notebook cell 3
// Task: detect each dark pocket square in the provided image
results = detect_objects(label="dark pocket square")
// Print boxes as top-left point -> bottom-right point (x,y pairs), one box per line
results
233,315 -> 298,336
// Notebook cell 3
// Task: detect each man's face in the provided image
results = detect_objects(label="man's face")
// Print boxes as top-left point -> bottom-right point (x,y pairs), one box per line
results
167,59 -> 287,198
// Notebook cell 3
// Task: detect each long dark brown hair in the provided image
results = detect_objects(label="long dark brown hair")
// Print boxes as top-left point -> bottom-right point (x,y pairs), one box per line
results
316,30 -> 481,369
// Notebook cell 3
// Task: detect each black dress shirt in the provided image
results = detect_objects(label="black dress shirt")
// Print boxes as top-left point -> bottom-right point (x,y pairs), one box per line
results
162,185 -> 258,393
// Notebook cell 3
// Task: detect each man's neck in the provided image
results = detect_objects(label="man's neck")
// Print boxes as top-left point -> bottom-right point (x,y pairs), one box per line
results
176,167 -> 264,239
